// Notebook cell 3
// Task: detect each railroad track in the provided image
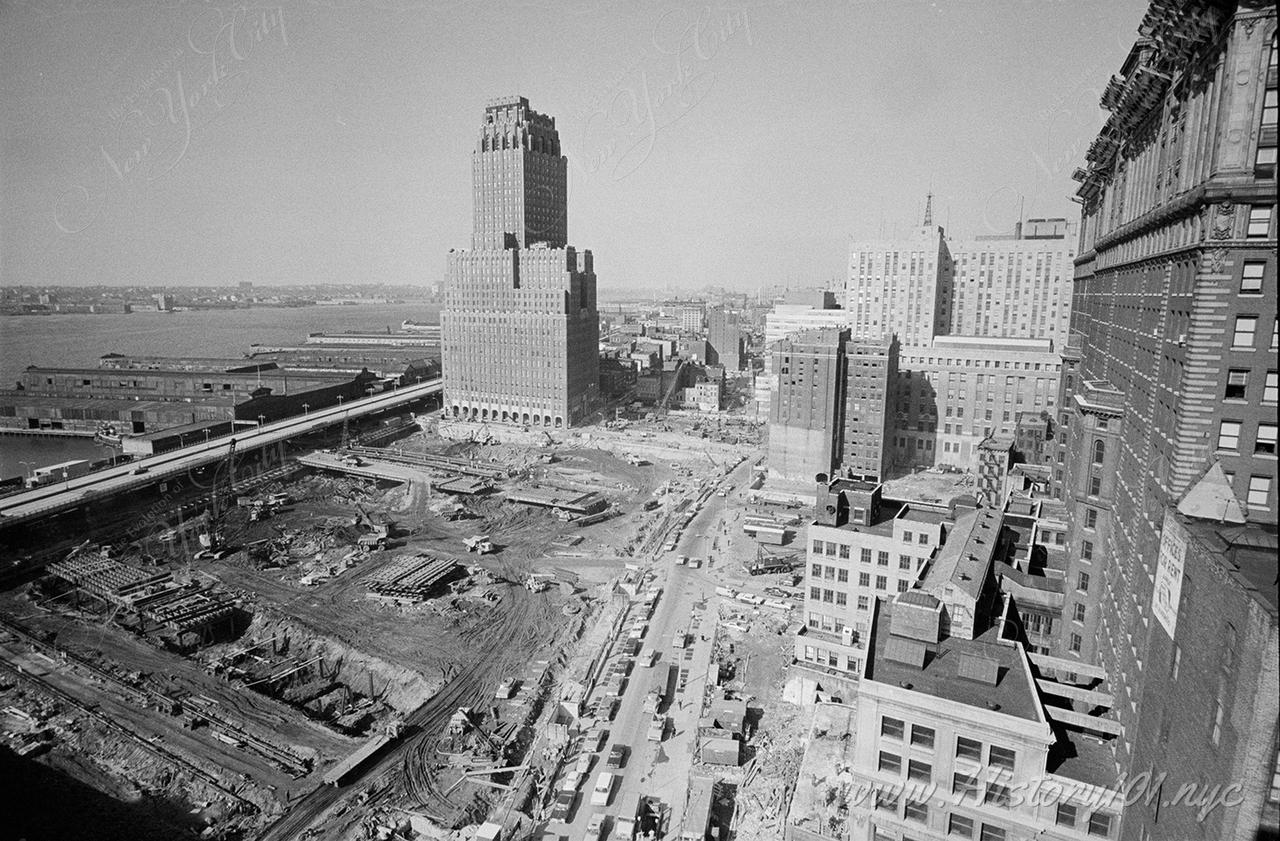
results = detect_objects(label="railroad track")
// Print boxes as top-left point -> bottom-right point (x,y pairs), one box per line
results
0,614 -> 311,776
0,654 -> 257,810
257,585 -> 542,840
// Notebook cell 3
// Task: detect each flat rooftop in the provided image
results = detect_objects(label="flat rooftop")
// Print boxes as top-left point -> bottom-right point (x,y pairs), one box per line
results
0,392 -> 237,412
787,703 -> 859,837
1048,728 -> 1118,788
865,600 -> 1042,723
1183,517 -> 1279,614
882,469 -> 976,507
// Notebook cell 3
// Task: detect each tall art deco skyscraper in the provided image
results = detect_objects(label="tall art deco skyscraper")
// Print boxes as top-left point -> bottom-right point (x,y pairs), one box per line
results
441,96 -> 599,428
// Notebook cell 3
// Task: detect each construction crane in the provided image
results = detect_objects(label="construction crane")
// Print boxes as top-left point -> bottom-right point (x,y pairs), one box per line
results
196,437 -> 236,559
655,359 -> 688,417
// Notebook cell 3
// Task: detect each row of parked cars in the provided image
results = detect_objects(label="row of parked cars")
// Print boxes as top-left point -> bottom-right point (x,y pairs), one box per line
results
546,583 -> 668,838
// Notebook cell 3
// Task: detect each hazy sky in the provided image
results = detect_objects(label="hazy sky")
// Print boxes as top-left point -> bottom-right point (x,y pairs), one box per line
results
1,0 -> 1146,292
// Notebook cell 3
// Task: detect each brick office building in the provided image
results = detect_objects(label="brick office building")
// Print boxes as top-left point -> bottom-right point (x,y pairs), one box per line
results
441,96 -> 599,428
1060,3 -> 1278,839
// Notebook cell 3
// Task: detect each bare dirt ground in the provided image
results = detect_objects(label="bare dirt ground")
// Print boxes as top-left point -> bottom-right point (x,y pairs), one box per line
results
6,414 -> 775,840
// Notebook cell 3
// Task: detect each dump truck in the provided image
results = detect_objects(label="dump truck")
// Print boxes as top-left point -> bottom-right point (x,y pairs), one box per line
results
464,535 -> 495,554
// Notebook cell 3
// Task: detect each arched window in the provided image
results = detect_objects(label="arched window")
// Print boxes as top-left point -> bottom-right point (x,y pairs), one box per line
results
1092,439 -> 1105,465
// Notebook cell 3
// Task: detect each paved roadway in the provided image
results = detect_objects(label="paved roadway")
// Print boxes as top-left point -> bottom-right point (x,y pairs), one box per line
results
0,378 -> 442,523
554,456 -> 754,840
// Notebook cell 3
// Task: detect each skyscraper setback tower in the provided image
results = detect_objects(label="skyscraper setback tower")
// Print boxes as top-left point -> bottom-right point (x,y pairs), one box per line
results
441,96 -> 599,428
471,97 -> 567,250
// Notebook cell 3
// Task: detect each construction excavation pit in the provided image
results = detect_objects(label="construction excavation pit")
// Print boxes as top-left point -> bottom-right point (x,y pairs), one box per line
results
1,416 -> 755,840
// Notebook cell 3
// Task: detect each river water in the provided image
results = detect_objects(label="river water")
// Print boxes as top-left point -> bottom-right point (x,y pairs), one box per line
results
0,303 -> 439,478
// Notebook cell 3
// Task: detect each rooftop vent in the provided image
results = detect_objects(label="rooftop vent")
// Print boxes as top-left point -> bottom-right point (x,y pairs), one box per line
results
958,653 -> 1000,685
884,636 -> 927,669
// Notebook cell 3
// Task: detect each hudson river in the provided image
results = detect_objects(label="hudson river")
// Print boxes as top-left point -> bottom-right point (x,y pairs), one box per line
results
0,303 -> 438,479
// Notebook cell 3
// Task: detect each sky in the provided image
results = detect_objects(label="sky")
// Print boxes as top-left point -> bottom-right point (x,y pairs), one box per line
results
0,0 -> 1148,293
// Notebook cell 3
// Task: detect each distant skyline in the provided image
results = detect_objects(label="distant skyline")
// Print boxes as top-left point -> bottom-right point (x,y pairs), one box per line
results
1,1 -> 1146,291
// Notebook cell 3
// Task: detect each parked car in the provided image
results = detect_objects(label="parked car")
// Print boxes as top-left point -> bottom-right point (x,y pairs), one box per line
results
590,771 -> 616,807
606,743 -> 629,769
551,790 -> 575,822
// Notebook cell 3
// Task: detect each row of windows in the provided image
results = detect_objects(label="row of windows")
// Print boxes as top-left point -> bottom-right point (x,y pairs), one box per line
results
799,644 -> 858,673
1216,420 -> 1277,455
1224,369 -> 1278,402
1232,315 -> 1279,350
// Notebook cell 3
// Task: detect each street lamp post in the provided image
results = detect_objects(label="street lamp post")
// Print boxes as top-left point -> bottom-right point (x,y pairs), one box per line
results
257,414 -> 266,430
302,403 -> 310,416
204,429 -> 211,444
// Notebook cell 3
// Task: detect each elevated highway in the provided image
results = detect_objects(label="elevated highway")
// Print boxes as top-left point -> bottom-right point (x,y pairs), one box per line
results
0,378 -> 442,527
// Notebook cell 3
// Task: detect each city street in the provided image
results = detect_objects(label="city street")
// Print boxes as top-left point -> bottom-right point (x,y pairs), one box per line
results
552,456 -> 751,840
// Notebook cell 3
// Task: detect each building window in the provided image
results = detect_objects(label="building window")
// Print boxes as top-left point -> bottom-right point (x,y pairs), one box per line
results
919,533 -> 929,545
810,587 -> 820,600
878,751 -> 902,774
1092,439 -> 1105,464
1218,421 -> 1242,451
1225,369 -> 1250,399
1078,572 -> 1091,593
877,551 -> 889,566
1249,475 -> 1272,508
903,530 -> 913,542
811,564 -> 821,577
908,758 -> 932,782
1056,803 -> 1077,827
979,823 -> 1007,841
911,724 -> 935,750
905,799 -> 929,824
953,772 -> 980,801
1089,475 -> 1102,497
1248,205 -> 1273,238
875,575 -> 887,591
1234,316 -> 1258,348
1070,633 -> 1082,653
1256,423 -> 1277,455
1265,88 -> 1279,127
837,568 -> 848,583
1081,540 -> 1093,561
1087,812 -> 1113,837
857,595 -> 869,610
812,540 -> 822,554
948,814 -> 976,838
985,783 -> 1012,808
956,736 -> 982,763
1085,508 -> 1098,530
859,572 -> 871,587
899,555 -> 912,570
1073,603 -> 1086,623
1241,261 -> 1266,294
838,544 -> 850,559
988,745 -> 1016,772
881,716 -> 905,740
875,789 -> 899,814
1265,372 -> 1278,404
861,548 -> 872,564
836,592 -> 847,606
